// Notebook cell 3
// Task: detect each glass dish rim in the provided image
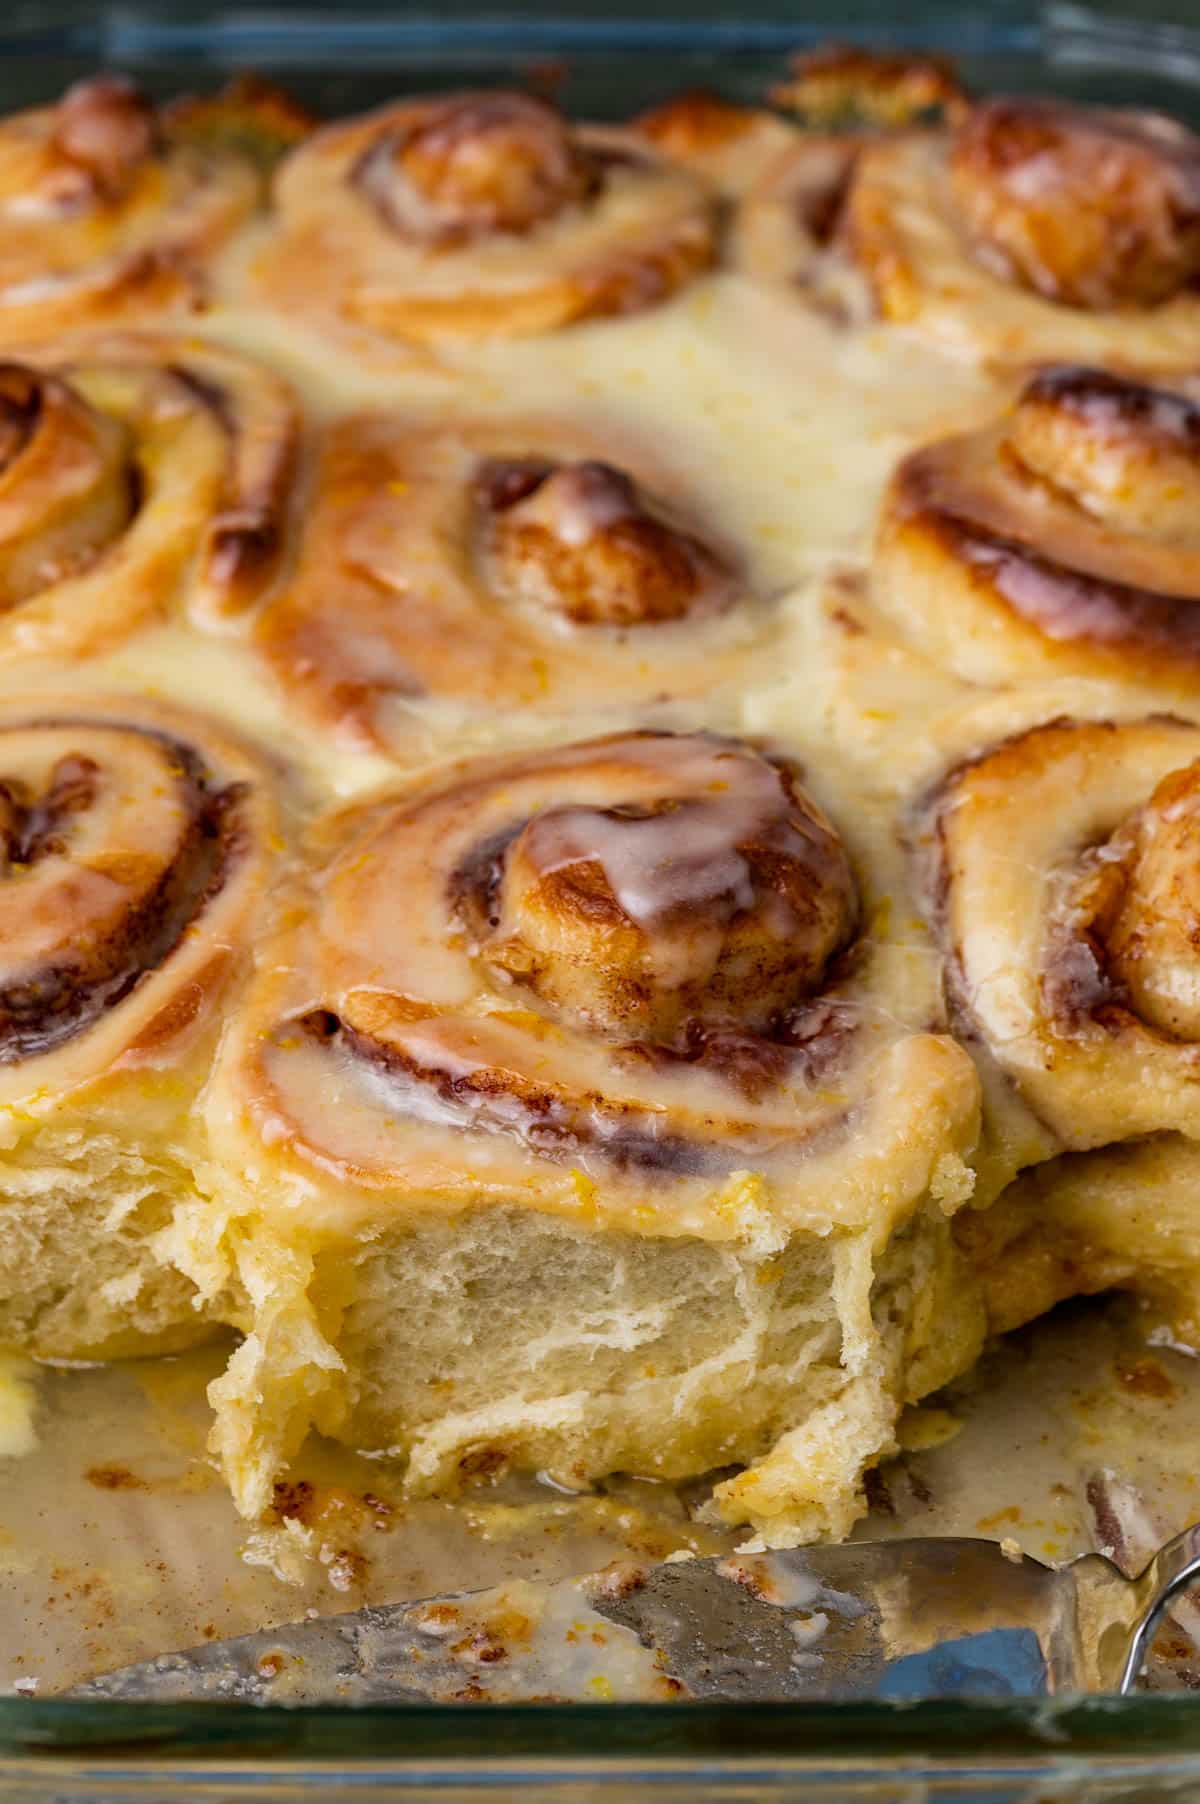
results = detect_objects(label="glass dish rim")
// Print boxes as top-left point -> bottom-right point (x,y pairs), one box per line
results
5,0 -> 1200,1776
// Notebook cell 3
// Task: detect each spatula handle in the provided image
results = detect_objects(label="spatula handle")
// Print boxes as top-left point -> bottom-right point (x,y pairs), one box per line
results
1121,1522 -> 1200,1693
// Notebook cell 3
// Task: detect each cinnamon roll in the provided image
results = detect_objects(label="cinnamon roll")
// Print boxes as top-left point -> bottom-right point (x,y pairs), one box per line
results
183,729 -> 984,1543
920,713 -> 1200,1154
875,364 -> 1200,689
639,53 -> 967,326
254,412 -> 763,747
837,97 -> 1200,365
250,89 -> 719,344
0,333 -> 297,658
908,709 -> 1200,1349
0,695 -> 278,1362
0,76 -> 285,342
633,90 -> 860,328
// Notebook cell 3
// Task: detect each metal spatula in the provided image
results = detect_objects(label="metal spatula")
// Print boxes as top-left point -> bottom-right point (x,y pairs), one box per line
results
71,1525 -> 1200,1704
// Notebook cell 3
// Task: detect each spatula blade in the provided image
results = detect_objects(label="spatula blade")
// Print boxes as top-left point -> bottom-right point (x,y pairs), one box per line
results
69,1536 -> 1091,1704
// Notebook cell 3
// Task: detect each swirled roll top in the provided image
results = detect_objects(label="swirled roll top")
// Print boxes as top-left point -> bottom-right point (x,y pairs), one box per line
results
923,715 -> 1200,1155
0,77 -> 159,221
475,456 -> 735,627
455,734 -> 855,1041
0,721 -> 239,1061
0,337 -> 296,654
0,77 -> 263,338
875,363 -> 1200,686
1005,366 -> 1200,540
810,94 -> 1200,362
949,99 -> 1200,311
1060,760 -> 1200,1042
255,90 -> 719,341
356,92 -> 597,243
0,363 -> 132,610
215,728 -> 978,1232
0,700 -> 276,1107
255,415 -> 759,740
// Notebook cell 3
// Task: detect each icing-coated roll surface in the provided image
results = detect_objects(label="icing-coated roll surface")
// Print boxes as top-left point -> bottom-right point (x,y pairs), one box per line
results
255,412 -> 768,746
252,91 -> 719,343
0,695 -> 279,1360
190,729 -> 982,1542
0,77 -> 268,341
875,364 -> 1200,690
0,333 -> 297,658
837,99 -> 1200,364
921,713 -> 1200,1152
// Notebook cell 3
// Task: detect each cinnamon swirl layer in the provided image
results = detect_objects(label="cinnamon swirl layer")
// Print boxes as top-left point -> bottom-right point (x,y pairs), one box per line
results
836,97 -> 1200,365
0,695 -> 278,1361
0,333 -> 297,658
251,90 -> 718,343
190,729 -> 981,1537
0,76 -> 280,342
254,412 -> 764,746
876,365 -> 1200,689
729,51 -> 968,324
919,713 -> 1200,1158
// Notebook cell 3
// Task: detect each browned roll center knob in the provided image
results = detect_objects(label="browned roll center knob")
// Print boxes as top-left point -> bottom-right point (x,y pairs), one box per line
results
466,737 -> 856,1042
359,92 -> 595,243
951,97 -> 1200,309
477,456 -> 734,626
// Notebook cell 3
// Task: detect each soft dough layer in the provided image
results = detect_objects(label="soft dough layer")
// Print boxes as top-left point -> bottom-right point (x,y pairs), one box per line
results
0,695 -> 280,1362
175,726 -> 982,1541
173,1187 -> 983,1546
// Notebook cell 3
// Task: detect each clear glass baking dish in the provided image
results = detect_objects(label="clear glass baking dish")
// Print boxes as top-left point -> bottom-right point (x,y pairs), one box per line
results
5,2 -> 1200,1797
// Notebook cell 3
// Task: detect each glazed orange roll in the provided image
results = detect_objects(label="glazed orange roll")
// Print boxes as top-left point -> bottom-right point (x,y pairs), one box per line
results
640,51 -> 966,325
255,412 -> 768,747
0,332 -> 297,658
921,711 -> 1200,1341
0,75 -> 290,341
922,713 -> 1200,1154
836,95 -> 1200,364
0,695 -> 279,1362
874,363 -> 1200,689
252,89 -> 719,343
186,729 -> 983,1544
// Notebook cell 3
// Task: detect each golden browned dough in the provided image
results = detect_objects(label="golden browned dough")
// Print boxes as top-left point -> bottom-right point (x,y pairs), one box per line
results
874,364 -> 1200,689
186,728 -> 981,1538
250,90 -> 719,343
0,76 -> 274,341
0,333 -> 297,658
0,694 -> 279,1361
254,412 -> 766,748
839,97 -> 1200,363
